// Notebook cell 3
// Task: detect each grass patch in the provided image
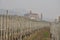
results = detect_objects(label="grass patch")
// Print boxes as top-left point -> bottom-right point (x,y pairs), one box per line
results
43,31 -> 49,37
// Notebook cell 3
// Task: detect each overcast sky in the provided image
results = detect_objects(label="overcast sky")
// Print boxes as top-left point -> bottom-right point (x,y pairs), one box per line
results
0,0 -> 60,21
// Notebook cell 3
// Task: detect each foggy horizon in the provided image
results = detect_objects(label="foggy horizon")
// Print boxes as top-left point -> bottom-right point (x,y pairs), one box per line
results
0,0 -> 60,21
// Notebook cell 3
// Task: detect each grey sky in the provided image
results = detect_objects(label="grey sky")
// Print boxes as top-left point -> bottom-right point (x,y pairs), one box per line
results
0,0 -> 60,21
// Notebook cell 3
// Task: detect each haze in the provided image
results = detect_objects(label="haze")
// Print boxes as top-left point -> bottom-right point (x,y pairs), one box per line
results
0,0 -> 60,21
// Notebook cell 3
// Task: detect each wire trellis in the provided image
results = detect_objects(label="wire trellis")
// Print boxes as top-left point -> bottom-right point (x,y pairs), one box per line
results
0,10 -> 51,40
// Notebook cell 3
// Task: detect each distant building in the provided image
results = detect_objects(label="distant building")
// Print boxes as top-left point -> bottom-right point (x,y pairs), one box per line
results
56,16 -> 60,22
24,10 -> 40,20
58,16 -> 60,22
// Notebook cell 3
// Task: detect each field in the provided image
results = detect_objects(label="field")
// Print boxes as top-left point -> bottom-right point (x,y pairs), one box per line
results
23,27 -> 51,40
